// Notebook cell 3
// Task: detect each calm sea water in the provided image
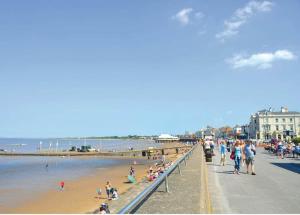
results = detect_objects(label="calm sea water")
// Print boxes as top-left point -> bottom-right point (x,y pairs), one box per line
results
0,138 -> 160,153
0,138 -> 160,211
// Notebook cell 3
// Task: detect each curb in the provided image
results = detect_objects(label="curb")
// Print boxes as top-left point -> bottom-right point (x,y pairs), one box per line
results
200,147 -> 212,214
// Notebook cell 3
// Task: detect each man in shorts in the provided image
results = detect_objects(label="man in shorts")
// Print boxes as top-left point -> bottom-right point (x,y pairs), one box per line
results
244,140 -> 256,175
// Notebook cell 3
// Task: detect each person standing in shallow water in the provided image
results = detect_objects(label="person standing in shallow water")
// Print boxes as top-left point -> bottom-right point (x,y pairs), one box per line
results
233,140 -> 242,175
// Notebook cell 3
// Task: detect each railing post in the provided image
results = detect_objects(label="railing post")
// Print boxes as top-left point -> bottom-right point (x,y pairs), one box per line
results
165,175 -> 169,193
178,163 -> 182,175
184,157 -> 187,166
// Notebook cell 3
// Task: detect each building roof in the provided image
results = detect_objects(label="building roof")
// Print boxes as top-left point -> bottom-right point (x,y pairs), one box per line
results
258,111 -> 300,115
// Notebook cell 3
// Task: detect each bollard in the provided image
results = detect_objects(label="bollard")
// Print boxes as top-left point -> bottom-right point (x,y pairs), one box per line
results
165,175 -> 169,193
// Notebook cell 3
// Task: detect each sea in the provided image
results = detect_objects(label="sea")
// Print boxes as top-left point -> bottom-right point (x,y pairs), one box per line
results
0,137 -> 160,153
0,138 -> 160,211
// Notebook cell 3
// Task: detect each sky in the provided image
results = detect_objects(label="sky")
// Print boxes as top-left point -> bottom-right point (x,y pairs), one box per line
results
0,0 -> 299,137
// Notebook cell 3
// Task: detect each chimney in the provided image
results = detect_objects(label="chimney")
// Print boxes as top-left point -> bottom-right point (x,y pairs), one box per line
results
281,107 -> 288,113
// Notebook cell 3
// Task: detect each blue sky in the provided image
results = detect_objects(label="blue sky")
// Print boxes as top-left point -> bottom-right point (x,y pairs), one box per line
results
0,0 -> 299,137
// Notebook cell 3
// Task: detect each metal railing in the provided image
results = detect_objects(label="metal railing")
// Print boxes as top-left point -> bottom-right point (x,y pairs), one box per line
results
117,144 -> 197,214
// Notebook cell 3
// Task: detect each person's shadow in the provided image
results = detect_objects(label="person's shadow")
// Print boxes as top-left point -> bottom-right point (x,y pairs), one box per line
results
94,196 -> 106,199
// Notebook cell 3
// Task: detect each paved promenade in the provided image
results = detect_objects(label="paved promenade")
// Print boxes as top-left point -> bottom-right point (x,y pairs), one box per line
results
207,147 -> 300,213
135,144 -> 208,214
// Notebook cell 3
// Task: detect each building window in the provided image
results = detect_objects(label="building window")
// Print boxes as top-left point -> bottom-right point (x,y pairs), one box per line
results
276,125 -> 279,131
282,118 -> 286,123
275,118 -> 278,123
282,125 -> 286,130
290,125 -> 293,131
290,118 -> 293,122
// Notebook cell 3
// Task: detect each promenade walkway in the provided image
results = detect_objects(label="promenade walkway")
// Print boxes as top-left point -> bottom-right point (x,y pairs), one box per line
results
207,147 -> 300,213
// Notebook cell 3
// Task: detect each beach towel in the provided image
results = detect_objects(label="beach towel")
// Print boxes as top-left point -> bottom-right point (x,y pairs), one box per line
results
128,175 -> 136,183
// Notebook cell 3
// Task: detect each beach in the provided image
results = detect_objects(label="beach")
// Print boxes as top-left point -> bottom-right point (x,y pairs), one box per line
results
1,143 -> 184,214
0,143 -> 186,214
5,162 -> 148,213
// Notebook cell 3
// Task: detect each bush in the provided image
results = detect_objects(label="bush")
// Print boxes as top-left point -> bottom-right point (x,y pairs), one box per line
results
292,137 -> 300,145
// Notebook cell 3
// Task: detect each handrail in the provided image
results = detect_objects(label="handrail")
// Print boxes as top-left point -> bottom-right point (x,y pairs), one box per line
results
117,144 -> 197,214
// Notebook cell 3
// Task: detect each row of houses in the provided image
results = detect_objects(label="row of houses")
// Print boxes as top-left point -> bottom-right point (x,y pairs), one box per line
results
198,107 -> 300,141
155,107 -> 300,142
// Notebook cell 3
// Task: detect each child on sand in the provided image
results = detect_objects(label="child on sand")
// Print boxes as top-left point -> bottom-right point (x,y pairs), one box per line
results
60,181 -> 64,191
112,189 -> 119,200
96,188 -> 102,198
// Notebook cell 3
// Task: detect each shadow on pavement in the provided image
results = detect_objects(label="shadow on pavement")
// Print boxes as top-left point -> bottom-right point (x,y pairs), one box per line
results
215,170 -> 249,175
215,170 -> 234,174
271,162 -> 300,174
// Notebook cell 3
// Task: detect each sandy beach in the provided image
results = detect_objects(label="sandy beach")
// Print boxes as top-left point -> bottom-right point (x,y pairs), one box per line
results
3,146 -> 184,214
4,162 -> 148,213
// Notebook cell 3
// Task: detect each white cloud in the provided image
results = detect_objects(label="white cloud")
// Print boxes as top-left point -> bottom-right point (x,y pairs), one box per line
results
216,1 -> 274,41
227,49 -> 296,69
195,12 -> 205,19
172,8 -> 204,26
172,8 -> 193,25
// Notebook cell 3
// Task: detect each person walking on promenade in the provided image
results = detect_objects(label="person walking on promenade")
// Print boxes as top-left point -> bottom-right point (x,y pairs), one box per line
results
204,140 -> 211,154
241,140 -> 246,167
233,140 -> 242,174
105,181 -> 112,199
226,140 -> 231,152
220,141 -> 227,166
210,141 -> 215,155
277,141 -> 284,159
244,140 -> 256,175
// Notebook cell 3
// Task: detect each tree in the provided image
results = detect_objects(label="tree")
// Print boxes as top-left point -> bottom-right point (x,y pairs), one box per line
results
292,137 -> 300,145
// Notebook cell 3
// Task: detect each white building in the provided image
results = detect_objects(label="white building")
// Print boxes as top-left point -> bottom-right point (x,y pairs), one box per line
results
155,134 -> 179,143
249,107 -> 300,140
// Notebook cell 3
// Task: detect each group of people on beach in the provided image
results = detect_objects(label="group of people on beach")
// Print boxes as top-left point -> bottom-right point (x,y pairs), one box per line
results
104,181 -> 119,200
147,161 -> 174,181
219,139 -> 256,175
